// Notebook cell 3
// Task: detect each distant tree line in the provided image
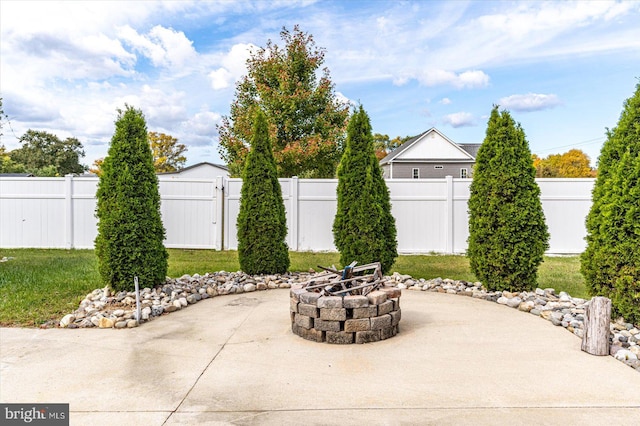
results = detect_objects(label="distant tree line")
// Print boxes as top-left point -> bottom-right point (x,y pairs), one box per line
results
532,149 -> 596,178
0,129 -> 88,176
90,132 -> 187,176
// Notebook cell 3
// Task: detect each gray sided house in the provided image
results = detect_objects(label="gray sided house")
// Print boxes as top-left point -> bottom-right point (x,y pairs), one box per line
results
380,128 -> 480,179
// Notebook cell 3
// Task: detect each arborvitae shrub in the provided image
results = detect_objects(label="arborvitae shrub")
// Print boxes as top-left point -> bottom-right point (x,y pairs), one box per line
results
582,83 -> 640,323
237,109 -> 290,275
467,106 -> 549,292
333,105 -> 397,274
95,106 -> 168,292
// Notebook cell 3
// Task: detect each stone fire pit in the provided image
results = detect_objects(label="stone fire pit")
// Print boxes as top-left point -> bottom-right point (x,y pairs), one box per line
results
289,263 -> 402,344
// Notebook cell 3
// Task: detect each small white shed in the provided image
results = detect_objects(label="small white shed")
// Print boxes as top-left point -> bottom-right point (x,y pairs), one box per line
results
160,162 -> 229,179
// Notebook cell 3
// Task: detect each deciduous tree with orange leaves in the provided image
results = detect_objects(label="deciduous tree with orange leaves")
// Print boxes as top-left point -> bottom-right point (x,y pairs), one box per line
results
217,26 -> 349,178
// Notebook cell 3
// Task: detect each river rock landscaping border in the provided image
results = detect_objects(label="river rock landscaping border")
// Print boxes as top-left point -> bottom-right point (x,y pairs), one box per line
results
57,271 -> 639,371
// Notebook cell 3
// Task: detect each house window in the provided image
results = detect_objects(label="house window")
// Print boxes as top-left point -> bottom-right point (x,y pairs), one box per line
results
434,165 -> 443,169
460,168 -> 468,179
412,168 -> 420,179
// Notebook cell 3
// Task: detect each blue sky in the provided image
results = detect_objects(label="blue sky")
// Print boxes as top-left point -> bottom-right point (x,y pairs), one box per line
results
1,0 -> 639,169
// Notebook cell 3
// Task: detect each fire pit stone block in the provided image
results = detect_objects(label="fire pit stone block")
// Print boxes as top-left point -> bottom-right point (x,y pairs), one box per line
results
294,314 -> 314,330
370,314 -> 392,330
290,288 -> 306,301
300,292 -> 321,304
290,298 -> 299,313
390,310 -> 401,326
381,287 -> 402,299
380,325 -> 397,340
298,303 -> 320,318
314,319 -> 341,332
317,296 -> 343,309
297,327 -> 325,342
378,300 -> 394,316
367,291 -> 387,305
355,330 -> 380,344
343,295 -> 369,308
344,318 -> 370,332
327,331 -> 354,344
352,306 -> 378,319
320,308 -> 347,321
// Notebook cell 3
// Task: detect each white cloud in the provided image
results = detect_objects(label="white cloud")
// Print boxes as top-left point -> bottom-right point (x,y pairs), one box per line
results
449,1 -> 640,68
208,43 -> 255,90
118,25 -> 197,69
376,16 -> 390,30
415,69 -> 490,89
136,85 -> 188,127
1,1 -> 153,35
174,110 -> 222,149
184,111 -> 222,137
149,26 -> 197,67
1,32 -> 135,85
5,96 -> 61,124
498,93 -> 562,112
319,1 -> 639,86
209,68 -> 234,90
439,98 -> 452,105
457,70 -> 490,88
477,1 -> 635,39
118,26 -> 165,65
443,112 -> 475,128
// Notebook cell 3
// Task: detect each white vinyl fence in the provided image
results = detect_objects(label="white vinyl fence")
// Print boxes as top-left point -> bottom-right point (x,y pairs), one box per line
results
0,175 -> 223,250
0,175 -> 594,254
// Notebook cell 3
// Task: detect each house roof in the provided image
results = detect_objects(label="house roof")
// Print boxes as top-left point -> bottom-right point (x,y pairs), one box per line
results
458,143 -> 482,158
380,128 -> 480,165
158,162 -> 228,175
0,173 -> 35,177
379,130 -> 429,165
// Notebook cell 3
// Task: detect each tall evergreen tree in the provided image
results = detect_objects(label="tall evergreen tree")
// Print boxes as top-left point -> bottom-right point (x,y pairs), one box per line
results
237,109 -> 290,275
95,106 -> 168,291
467,106 -> 549,292
581,82 -> 640,323
333,105 -> 397,274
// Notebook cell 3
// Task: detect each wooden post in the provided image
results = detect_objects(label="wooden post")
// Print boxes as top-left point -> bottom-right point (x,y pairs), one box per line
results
581,296 -> 611,356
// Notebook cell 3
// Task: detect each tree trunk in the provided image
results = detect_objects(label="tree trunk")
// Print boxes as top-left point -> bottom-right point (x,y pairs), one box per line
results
581,296 -> 611,356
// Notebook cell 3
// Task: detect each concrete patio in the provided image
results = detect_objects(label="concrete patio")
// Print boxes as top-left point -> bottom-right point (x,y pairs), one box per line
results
1,289 -> 639,425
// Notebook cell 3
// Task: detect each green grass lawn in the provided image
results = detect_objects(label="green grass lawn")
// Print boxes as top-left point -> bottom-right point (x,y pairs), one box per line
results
0,249 -> 586,327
